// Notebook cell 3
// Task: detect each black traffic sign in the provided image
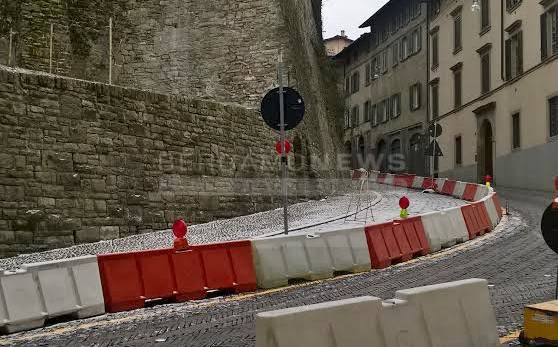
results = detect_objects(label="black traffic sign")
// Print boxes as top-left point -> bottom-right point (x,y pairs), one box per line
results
541,202 -> 558,254
260,87 -> 305,131
429,123 -> 443,138
425,139 -> 444,157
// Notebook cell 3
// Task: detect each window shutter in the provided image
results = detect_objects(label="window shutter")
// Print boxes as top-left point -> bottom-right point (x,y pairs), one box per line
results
517,31 -> 523,74
505,38 -> 512,80
541,13 -> 548,61
409,85 -> 414,110
417,83 -> 422,109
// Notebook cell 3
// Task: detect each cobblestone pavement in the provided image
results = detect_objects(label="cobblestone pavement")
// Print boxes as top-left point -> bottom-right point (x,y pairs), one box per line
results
1,187 -> 555,347
0,183 -> 464,270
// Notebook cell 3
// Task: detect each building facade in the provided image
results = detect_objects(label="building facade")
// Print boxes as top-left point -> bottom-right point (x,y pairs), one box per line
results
324,31 -> 353,57
336,0 -> 428,175
431,0 -> 558,191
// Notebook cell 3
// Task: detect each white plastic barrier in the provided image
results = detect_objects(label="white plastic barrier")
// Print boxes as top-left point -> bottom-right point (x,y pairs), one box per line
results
453,181 -> 467,199
384,173 -> 395,185
421,207 -> 470,252
395,278 -> 500,347
315,227 -> 371,273
251,234 -> 334,289
482,193 -> 500,228
435,178 -> 447,191
256,278 -> 500,347
22,255 -> 105,320
412,176 -> 425,189
0,270 -> 46,333
474,185 -> 490,201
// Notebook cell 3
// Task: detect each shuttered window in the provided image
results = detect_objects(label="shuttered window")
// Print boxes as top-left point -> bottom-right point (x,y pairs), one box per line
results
505,30 -> 523,80
550,96 -> 558,138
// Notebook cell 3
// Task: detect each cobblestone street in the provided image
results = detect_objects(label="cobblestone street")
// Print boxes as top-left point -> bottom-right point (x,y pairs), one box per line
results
1,186 -> 555,347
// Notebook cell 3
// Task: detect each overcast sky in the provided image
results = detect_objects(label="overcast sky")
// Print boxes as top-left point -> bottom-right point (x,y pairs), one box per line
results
322,0 -> 389,40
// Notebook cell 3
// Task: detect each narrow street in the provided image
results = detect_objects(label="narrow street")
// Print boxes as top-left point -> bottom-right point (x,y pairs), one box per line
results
3,186 -> 556,347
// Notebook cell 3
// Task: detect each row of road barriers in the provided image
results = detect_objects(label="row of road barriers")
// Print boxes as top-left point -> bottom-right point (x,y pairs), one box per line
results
256,278 -> 500,347
0,172 -> 505,334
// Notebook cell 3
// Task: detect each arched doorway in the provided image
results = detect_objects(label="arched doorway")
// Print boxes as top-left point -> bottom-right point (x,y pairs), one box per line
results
408,133 -> 422,175
478,119 -> 494,180
376,139 -> 387,172
357,135 -> 365,169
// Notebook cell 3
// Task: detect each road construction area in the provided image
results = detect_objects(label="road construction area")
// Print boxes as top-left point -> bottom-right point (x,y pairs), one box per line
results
0,185 -> 555,347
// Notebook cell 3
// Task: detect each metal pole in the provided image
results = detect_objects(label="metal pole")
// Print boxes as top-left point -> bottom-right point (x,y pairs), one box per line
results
49,23 -> 53,74
8,27 -> 13,66
278,50 -> 289,235
432,118 -> 437,187
109,17 -> 113,85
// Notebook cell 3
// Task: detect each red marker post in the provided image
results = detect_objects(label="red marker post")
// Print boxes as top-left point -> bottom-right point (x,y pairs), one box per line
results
484,175 -> 493,188
275,140 -> 292,155
399,196 -> 410,219
172,219 -> 188,250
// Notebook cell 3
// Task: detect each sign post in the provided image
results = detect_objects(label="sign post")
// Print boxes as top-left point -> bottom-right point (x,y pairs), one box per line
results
278,52 -> 288,235
260,57 -> 305,236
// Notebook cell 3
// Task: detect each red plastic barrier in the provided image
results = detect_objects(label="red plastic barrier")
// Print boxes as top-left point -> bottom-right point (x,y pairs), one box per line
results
441,180 -> 457,195
364,217 -> 430,269
461,202 -> 492,239
462,184 -> 478,201
421,177 -> 437,190
394,174 -> 415,188
98,241 -> 257,313
377,173 -> 386,184
492,194 -> 503,219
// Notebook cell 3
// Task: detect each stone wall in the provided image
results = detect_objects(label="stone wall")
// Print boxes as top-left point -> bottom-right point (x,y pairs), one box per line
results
0,0 -> 343,166
0,67 -> 342,257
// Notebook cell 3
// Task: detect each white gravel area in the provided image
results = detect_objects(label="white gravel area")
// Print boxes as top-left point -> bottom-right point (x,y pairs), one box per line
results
0,183 -> 466,270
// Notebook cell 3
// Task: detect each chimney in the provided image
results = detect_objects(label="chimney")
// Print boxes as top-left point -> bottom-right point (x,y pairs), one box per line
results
341,30 -> 346,37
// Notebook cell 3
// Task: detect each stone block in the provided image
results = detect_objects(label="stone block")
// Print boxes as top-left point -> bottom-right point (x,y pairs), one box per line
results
37,197 -> 55,208
75,227 -> 100,243
100,226 -> 119,240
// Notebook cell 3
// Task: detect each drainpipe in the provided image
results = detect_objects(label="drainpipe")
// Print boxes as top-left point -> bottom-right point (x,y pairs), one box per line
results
500,0 -> 505,81
425,1 -> 431,176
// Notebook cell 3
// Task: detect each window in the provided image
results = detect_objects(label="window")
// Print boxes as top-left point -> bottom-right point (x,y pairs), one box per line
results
365,63 -> 371,85
391,139 -> 401,157
453,13 -> 462,53
401,37 -> 409,60
391,94 -> 401,119
512,113 -> 521,149
351,71 -> 360,93
351,106 -> 359,127
506,0 -> 522,11
345,77 -> 350,95
431,81 -> 439,119
382,50 -> 388,73
481,0 -> 490,31
371,104 -> 378,126
345,111 -> 350,129
506,30 -> 523,80
410,83 -> 421,111
392,43 -> 399,66
550,96 -> 558,138
480,51 -> 491,94
378,101 -> 386,123
411,28 -> 422,54
371,57 -> 379,78
431,31 -> 439,68
541,5 -> 558,60
455,136 -> 462,166
364,101 -> 371,122
452,64 -> 463,108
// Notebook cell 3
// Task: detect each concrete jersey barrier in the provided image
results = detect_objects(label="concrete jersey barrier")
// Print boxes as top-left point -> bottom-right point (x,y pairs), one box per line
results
315,227 -> 371,273
256,278 -> 500,347
482,193 -> 501,228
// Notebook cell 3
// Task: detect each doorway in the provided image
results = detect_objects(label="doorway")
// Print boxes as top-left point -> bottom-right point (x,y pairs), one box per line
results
478,119 -> 494,181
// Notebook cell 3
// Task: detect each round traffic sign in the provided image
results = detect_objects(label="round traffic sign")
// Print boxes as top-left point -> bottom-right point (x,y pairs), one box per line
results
541,203 -> 558,254
275,140 -> 292,155
172,219 -> 187,239
260,87 -> 305,131
429,124 -> 443,138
